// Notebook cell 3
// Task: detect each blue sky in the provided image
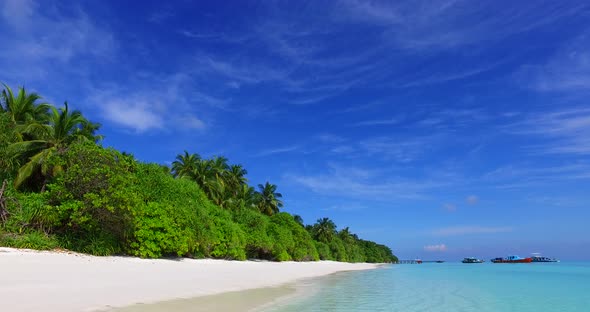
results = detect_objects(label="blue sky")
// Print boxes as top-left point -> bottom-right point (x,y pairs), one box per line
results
2,0 -> 590,260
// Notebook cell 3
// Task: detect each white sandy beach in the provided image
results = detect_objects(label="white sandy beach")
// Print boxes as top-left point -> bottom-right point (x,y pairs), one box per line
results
0,247 -> 380,312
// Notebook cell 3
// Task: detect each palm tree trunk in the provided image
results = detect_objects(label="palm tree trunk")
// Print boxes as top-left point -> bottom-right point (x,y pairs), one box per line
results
0,180 -> 9,223
40,178 -> 48,192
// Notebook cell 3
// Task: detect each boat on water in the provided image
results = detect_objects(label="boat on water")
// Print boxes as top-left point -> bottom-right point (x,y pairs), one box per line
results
462,257 -> 484,263
491,255 -> 532,263
531,255 -> 559,262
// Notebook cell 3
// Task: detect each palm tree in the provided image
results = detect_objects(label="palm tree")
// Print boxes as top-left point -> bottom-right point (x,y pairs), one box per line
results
226,164 -> 247,194
171,151 -> 201,178
293,214 -> 304,227
202,156 -> 230,206
238,184 -> 258,209
8,102 -> 97,189
207,177 -> 227,208
313,217 -> 337,243
191,159 -> 214,192
256,182 -> 283,216
76,119 -> 103,143
338,227 -> 354,243
1,84 -> 50,126
210,156 -> 229,180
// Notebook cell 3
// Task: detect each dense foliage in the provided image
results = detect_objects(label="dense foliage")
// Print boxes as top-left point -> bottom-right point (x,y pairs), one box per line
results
0,84 -> 397,263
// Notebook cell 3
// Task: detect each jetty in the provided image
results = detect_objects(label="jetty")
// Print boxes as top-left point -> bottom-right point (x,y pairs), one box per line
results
396,260 -> 445,264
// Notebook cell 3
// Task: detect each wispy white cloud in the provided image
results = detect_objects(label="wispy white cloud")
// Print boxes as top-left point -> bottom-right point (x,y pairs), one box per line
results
0,0 -> 115,64
89,74 -> 213,133
483,163 -> 590,188
288,163 -> 448,200
177,116 -> 206,130
433,226 -> 513,236
316,134 -> 347,143
1,0 -> 36,30
466,195 -> 479,205
256,145 -> 300,157
331,145 -> 356,154
443,203 -> 457,212
519,34 -> 590,92
325,203 -> 369,212
353,118 -> 402,127
510,108 -> 590,155
147,10 -> 174,24
396,61 -> 508,88
424,244 -> 447,252
359,135 -> 441,162
170,1 -> 585,109
339,0 -> 585,51
102,99 -> 164,132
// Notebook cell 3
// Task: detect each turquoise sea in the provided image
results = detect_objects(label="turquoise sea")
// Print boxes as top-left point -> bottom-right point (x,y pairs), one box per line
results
264,262 -> 590,312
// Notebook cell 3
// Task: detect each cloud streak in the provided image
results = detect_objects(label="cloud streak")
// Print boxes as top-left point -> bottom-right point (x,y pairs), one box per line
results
519,34 -> 590,92
424,244 -> 447,252
256,145 -> 300,157
89,74 -> 213,133
289,163 -> 449,201
509,108 -> 590,156
433,226 -> 513,236
0,0 -> 115,74
352,118 -> 402,127
339,0 -> 586,51
466,195 -> 479,205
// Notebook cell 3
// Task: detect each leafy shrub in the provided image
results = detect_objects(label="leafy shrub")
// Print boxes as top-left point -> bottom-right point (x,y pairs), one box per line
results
46,142 -> 137,250
58,230 -> 122,256
270,213 -> 318,261
129,202 -> 190,258
233,208 -> 273,259
0,231 -> 59,250
314,241 -> 332,260
329,236 -> 348,262
267,221 -> 293,261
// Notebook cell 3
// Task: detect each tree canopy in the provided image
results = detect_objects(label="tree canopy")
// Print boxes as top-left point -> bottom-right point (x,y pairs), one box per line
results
0,83 -> 397,263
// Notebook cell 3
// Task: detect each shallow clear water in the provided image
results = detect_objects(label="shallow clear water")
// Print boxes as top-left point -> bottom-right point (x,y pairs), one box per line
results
264,262 -> 590,312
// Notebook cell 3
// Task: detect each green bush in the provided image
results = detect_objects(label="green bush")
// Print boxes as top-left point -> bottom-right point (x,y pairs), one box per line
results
58,230 -> 122,256
329,237 -> 348,262
129,202 -> 190,258
233,208 -> 273,259
270,213 -> 318,261
200,207 -> 247,260
314,241 -> 332,260
46,142 -> 137,250
0,111 -> 18,180
0,231 -> 59,250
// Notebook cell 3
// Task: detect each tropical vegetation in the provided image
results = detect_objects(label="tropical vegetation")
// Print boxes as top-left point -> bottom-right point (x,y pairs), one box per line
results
0,84 -> 397,263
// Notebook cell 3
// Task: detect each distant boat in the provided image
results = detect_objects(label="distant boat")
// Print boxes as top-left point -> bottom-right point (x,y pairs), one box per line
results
491,255 -> 532,263
462,257 -> 484,263
415,258 -> 423,264
531,255 -> 559,262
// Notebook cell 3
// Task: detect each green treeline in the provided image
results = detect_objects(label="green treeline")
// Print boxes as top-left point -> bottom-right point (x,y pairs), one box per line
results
0,84 -> 397,263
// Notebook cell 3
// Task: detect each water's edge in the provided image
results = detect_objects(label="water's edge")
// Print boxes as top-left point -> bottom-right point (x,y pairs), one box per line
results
107,268 -> 383,312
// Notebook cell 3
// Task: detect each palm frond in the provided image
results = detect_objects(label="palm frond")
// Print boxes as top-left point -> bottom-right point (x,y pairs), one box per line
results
6,140 -> 48,159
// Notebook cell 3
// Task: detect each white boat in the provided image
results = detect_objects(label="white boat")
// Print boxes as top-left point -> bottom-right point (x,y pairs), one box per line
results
462,257 -> 484,263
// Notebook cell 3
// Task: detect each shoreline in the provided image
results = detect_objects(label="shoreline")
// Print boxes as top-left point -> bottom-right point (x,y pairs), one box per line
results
0,247 -> 382,312
110,267 -> 368,312
109,282 -> 300,312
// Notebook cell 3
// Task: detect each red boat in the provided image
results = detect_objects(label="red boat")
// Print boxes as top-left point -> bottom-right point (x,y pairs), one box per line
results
491,255 -> 532,263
